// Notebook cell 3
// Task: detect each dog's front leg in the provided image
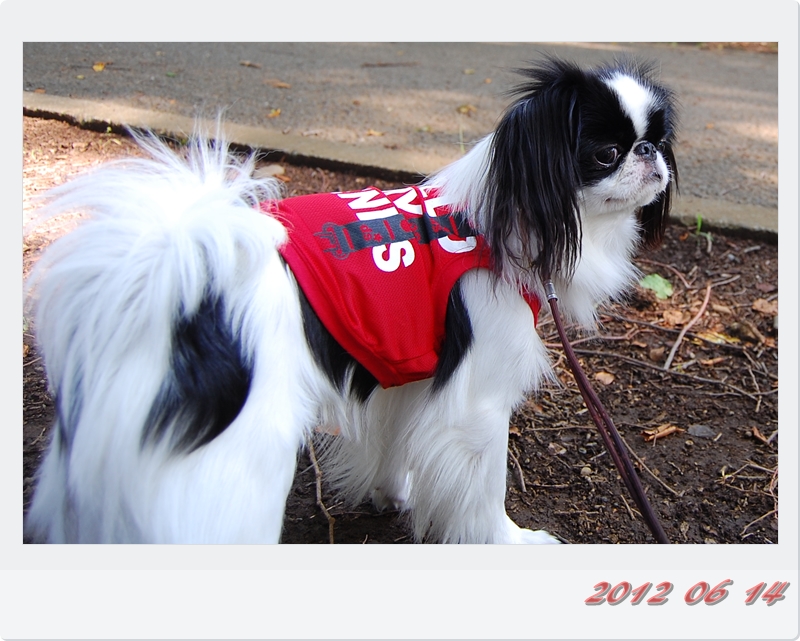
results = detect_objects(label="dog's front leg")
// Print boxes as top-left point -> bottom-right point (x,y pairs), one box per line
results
400,271 -> 560,543
404,399 -> 559,544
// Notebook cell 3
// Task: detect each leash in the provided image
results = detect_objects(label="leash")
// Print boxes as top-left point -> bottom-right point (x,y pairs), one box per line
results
544,281 -> 670,544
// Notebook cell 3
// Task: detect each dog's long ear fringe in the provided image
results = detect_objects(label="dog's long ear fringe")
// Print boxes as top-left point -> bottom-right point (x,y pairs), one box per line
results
483,69 -> 583,283
638,143 -> 678,248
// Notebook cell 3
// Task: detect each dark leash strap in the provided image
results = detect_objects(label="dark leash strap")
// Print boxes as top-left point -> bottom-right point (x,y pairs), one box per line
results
545,281 -> 670,544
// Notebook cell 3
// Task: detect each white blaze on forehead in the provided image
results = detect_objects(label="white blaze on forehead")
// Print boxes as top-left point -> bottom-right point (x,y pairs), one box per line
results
604,73 -> 654,139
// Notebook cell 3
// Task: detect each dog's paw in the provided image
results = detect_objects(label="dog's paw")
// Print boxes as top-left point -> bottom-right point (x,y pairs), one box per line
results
370,488 -> 408,512
503,516 -> 561,544
371,472 -> 412,512
516,528 -> 562,544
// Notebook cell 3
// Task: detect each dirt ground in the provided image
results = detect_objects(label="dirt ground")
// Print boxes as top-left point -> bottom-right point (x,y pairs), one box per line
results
22,116 -> 778,544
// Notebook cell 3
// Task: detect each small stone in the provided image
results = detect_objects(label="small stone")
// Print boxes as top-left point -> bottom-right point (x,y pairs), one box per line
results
688,425 -> 716,439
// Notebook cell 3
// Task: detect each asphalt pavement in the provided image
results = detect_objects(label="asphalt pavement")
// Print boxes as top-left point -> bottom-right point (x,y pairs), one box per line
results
22,42 -> 778,239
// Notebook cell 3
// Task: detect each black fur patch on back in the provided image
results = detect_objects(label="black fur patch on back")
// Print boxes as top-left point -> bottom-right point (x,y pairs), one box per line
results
53,363 -> 84,455
142,293 -> 253,454
297,287 -> 378,403
432,280 -> 474,392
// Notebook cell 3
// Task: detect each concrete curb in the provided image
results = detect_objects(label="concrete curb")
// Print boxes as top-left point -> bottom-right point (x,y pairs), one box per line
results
24,92 -> 440,181
24,91 -> 777,242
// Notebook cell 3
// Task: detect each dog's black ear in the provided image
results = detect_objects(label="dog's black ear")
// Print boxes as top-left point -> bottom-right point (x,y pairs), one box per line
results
639,143 -> 678,248
483,66 -> 584,282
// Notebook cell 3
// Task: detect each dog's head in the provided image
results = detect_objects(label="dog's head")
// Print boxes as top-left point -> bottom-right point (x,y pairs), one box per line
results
483,57 -> 679,282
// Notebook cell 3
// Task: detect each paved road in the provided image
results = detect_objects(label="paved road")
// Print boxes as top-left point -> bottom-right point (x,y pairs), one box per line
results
23,42 -> 778,237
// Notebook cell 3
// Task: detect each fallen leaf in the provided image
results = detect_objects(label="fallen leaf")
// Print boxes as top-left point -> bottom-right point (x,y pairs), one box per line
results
547,442 -> 566,456
266,78 -> 291,88
594,371 -> 615,386
695,330 -> 740,345
642,423 -> 685,442
699,356 -> 726,367
456,104 -> 477,116
92,62 -> 106,72
366,129 -> 384,136
711,303 -> 733,315
752,298 -> 778,316
751,426 -> 770,445
240,60 -> 262,69
509,425 -> 521,436
267,108 -> 281,118
756,282 -> 777,294
33,88 -> 46,94
639,273 -> 673,300
463,68 -> 476,75
23,343 -> 30,358
484,78 -> 492,84
649,346 -> 665,362
662,309 -> 686,327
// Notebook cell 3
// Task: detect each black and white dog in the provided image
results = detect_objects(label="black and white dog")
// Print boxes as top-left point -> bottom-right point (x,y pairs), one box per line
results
25,57 -> 677,543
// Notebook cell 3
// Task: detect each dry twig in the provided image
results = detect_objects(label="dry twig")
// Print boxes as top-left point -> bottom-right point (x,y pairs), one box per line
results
740,509 -> 777,538
573,348 -> 769,401
508,447 -> 527,493
663,283 -> 713,371
618,433 -> 684,497
306,437 -> 335,544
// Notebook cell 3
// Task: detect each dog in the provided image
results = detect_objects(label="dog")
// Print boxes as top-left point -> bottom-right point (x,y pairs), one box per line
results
25,57 -> 677,543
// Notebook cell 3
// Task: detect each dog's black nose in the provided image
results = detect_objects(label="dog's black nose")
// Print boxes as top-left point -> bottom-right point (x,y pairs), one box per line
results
634,141 -> 657,159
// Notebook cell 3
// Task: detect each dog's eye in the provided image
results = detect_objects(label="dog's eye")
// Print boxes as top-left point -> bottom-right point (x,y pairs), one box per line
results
656,140 -> 668,153
594,146 -> 622,167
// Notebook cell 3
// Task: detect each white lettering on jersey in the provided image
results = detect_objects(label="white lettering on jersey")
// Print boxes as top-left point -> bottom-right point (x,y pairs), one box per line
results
423,192 -> 478,254
337,187 -> 476,271
372,242 -> 416,272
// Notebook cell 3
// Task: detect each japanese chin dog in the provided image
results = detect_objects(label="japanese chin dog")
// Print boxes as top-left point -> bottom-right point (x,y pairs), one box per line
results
25,57 -> 677,544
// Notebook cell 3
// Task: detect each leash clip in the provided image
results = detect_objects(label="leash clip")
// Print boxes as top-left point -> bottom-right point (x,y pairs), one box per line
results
544,280 -> 558,302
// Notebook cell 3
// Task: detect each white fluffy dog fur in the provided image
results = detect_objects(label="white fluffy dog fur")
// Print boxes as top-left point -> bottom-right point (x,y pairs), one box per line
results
25,58 -> 677,543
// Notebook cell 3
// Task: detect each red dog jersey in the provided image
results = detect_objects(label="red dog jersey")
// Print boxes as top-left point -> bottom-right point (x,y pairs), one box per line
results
264,186 -> 540,388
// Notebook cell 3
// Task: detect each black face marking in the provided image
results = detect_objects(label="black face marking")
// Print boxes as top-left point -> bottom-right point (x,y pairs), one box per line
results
432,280 -> 474,393
296,286 -> 378,403
576,80 -> 640,185
142,292 -> 253,455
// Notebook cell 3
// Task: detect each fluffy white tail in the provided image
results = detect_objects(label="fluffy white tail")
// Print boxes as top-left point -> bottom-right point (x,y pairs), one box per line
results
25,134 -> 304,542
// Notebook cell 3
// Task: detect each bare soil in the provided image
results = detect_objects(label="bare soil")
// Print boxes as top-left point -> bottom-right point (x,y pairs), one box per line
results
23,116 -> 778,544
